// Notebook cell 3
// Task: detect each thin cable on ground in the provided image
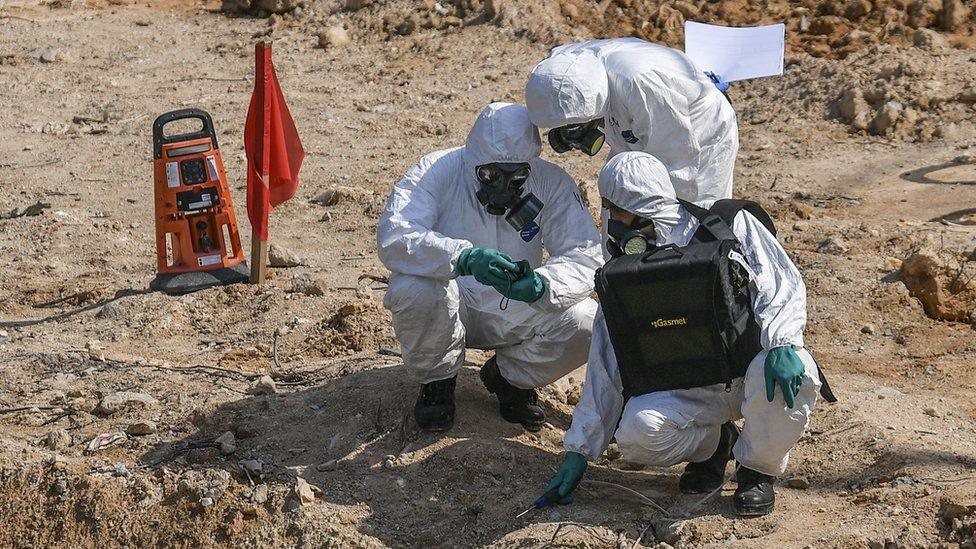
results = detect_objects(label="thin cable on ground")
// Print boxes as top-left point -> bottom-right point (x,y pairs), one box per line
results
582,479 -> 671,516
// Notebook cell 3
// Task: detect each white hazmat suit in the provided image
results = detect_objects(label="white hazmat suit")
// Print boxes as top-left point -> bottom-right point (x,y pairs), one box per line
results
377,103 -> 603,389
564,151 -> 820,477
524,38 -> 739,203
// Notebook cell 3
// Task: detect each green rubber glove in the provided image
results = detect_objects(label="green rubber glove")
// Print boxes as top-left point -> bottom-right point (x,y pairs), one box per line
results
494,261 -> 545,303
544,451 -> 587,504
455,247 -> 519,287
764,346 -> 805,408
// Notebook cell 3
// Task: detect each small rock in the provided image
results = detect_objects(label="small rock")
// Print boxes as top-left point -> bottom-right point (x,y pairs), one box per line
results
268,243 -> 303,267
241,459 -> 264,475
96,391 -> 157,416
290,477 -> 319,507
941,0 -> 969,32
319,211 -> 332,223
318,26 -> 350,49
310,185 -> 374,207
923,407 -> 941,418
817,237 -> 848,255
844,0 -> 872,20
125,421 -> 157,436
560,3 -> 578,19
836,88 -> 871,131
252,483 -> 269,504
249,375 -> 277,395
870,101 -> 903,136
290,274 -> 327,296
673,1 -> 698,19
860,324 -> 876,335
787,476 -> 810,489
605,443 -> 622,461
873,386 -> 903,399
394,14 -> 418,36
868,540 -> 885,549
316,459 -> 338,472
913,28 -> 949,51
45,429 -> 72,451
215,431 -> 237,455
344,0 -> 370,9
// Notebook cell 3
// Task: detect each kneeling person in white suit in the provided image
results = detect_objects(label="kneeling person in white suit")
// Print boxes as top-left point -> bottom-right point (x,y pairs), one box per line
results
377,103 -> 602,432
544,151 -> 832,516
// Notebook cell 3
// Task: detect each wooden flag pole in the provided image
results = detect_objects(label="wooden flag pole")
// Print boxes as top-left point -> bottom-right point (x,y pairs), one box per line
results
249,41 -> 272,285
250,229 -> 268,283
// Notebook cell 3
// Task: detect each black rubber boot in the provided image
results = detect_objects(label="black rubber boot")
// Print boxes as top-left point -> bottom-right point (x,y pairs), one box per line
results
479,357 -> 545,432
414,375 -> 457,432
733,466 -> 776,516
678,422 -> 739,494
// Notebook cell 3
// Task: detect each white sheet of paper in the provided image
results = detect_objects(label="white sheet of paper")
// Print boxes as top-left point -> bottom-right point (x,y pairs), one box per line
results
684,21 -> 785,83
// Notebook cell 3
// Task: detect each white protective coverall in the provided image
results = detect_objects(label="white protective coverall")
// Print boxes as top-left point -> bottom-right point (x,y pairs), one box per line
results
524,38 -> 739,203
377,103 -> 603,389
564,151 -> 820,477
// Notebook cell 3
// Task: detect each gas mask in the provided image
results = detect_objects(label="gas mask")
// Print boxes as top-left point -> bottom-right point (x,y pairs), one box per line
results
607,216 -> 655,257
475,162 -> 544,231
548,119 -> 606,156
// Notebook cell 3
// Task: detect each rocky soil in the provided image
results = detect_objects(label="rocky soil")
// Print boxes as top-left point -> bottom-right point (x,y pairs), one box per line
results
1,0 -> 975,547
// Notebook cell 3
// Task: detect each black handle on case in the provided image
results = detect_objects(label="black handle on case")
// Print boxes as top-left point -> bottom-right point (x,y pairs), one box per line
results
152,108 -> 219,159
641,243 -> 682,262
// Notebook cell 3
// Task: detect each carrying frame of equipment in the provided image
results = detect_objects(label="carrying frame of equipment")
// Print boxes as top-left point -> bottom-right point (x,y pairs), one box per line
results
595,199 -> 836,402
150,109 -> 249,295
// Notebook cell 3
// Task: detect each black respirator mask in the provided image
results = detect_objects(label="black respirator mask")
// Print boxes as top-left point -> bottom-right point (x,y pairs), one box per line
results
607,216 -> 655,257
475,162 -> 544,231
548,119 -> 606,156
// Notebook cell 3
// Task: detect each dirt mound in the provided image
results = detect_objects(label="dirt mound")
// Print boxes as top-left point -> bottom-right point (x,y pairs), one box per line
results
900,241 -> 976,323
241,0 -> 976,60
734,41 -> 976,142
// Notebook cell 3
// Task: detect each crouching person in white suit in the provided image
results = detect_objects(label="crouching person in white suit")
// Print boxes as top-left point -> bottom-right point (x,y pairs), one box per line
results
377,103 -> 603,432
542,152 -> 834,516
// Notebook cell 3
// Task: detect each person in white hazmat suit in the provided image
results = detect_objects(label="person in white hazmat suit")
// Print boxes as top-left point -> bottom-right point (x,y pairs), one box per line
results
524,38 -> 738,203
377,102 -> 602,433
543,152 -> 826,516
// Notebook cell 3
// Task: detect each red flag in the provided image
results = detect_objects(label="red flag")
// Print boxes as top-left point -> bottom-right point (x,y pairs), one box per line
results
244,42 -> 305,242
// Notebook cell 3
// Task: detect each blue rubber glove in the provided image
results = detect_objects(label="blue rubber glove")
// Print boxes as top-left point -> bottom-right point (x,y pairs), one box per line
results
494,261 -> 545,303
455,247 -> 519,287
545,451 -> 587,504
705,71 -> 730,92
764,346 -> 805,408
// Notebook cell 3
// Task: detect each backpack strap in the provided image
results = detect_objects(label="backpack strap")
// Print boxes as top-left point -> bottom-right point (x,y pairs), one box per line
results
708,199 -> 777,237
677,198 -> 737,242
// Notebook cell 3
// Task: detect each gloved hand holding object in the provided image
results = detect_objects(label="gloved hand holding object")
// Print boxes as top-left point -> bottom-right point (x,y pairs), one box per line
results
764,346 -> 804,408
544,451 -> 587,504
493,260 -> 545,303
455,247 -> 520,286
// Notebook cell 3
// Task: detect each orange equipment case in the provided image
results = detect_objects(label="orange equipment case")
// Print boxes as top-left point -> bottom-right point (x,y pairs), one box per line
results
149,109 -> 249,294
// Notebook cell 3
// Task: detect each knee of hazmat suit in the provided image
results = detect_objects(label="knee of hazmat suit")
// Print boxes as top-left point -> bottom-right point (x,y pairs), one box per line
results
376,100 -> 603,322
563,150 -> 813,462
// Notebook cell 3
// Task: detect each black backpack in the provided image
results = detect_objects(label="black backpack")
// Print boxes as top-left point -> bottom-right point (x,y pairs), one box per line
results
595,199 -> 835,401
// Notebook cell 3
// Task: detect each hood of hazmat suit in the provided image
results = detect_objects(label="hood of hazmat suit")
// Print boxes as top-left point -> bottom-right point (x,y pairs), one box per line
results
376,102 -> 603,312
563,151 -> 816,476
524,38 -> 739,203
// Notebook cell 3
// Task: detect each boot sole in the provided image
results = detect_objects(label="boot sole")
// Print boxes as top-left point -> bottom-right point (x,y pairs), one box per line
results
500,410 -> 544,432
733,501 -> 774,517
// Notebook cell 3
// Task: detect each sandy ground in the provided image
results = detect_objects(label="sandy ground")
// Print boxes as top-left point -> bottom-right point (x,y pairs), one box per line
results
1,1 -> 975,547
